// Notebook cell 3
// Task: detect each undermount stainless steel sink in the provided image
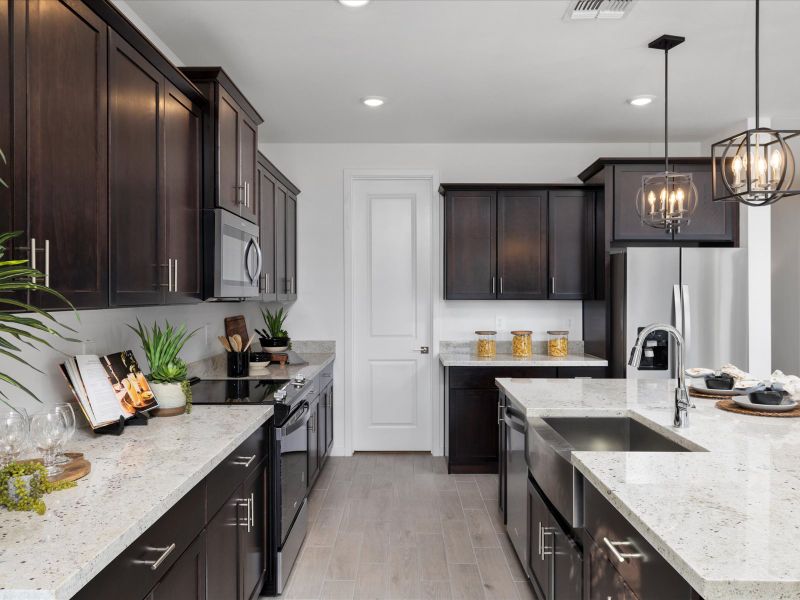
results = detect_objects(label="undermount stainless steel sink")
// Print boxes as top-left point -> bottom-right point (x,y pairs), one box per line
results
541,417 -> 692,453
527,416 -> 700,528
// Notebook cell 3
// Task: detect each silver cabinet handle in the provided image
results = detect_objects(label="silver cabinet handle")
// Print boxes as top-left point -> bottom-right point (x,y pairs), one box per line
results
412,346 -> 430,354
266,272 -> 270,294
537,522 -> 542,558
603,537 -> 643,563
541,528 -> 554,557
492,277 -> 496,294
551,277 -> 555,295
499,277 -> 504,294
142,543 -> 176,571
44,239 -> 50,287
234,454 -> 256,468
174,259 -> 178,293
168,258 -> 173,292
249,492 -> 254,529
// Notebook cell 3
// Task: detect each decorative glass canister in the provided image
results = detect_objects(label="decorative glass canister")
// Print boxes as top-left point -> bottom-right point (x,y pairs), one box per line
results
547,330 -> 569,358
511,331 -> 532,358
475,331 -> 497,358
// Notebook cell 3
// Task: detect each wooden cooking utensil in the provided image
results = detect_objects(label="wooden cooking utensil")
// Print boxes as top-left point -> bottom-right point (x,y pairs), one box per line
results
228,336 -> 239,352
218,336 -> 232,352
243,334 -> 256,353
233,334 -> 243,353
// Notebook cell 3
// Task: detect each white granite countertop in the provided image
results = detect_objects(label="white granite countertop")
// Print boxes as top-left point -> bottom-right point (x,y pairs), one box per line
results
496,377 -> 800,600
439,351 -> 608,368
188,351 -> 334,381
0,403 -> 274,600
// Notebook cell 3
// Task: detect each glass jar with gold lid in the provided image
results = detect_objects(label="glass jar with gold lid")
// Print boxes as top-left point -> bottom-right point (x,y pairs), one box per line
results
547,330 -> 569,358
511,331 -> 532,358
475,331 -> 497,358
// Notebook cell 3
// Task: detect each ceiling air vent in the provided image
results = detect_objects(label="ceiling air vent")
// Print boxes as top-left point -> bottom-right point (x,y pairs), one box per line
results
565,0 -> 635,20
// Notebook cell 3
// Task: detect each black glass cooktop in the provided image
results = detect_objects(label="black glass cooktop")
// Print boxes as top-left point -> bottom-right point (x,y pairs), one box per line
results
190,378 -> 291,405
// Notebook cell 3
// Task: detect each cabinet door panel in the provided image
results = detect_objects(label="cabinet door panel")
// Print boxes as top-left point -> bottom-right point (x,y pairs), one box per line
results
206,492 -> 240,600
307,398 -> 319,488
109,31 -> 164,306
275,184 -> 288,299
241,466 -> 267,600
444,191 -> 496,299
0,0 -> 11,238
26,0 -> 108,309
448,389 -> 499,471
258,166 -> 277,301
549,190 -> 593,299
587,541 -> 638,600
164,83 -> 201,303
325,385 -> 334,454
528,481 -> 551,600
218,88 -> 241,214
498,190 -> 547,299
672,163 -> 736,242
552,524 -> 582,600
613,165 -> 673,242
149,531 -> 207,600
239,114 -> 258,223
284,192 -> 297,299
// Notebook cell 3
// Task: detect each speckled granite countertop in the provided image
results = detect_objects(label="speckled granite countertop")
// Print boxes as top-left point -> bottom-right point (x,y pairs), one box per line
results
496,377 -> 800,600
0,404 -> 274,600
187,351 -> 334,381
439,351 -> 608,368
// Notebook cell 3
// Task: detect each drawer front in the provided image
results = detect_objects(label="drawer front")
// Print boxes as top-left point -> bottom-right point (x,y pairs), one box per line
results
74,482 -> 205,600
318,362 -> 333,391
449,366 -> 558,390
207,425 -> 267,517
584,483 -> 694,600
557,366 -> 608,378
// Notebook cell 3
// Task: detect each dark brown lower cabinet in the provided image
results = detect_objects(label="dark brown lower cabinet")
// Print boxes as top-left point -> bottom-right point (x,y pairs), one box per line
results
240,465 -> 267,600
324,384 -> 334,456
206,492 -> 240,600
586,540 -> 639,600
447,366 -> 557,474
145,531 -> 207,600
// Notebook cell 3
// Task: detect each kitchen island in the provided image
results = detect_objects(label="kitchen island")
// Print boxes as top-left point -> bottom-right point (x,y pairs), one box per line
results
497,377 -> 800,600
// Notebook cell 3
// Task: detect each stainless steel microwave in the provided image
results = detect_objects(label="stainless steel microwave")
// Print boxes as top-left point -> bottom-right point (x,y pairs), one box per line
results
206,209 -> 262,299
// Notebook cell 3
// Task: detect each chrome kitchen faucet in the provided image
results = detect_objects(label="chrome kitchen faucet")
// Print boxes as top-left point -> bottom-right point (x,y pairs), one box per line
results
629,323 -> 692,428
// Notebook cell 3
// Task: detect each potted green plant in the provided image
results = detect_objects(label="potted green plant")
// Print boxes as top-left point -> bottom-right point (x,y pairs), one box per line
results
129,320 -> 198,415
258,307 -> 290,352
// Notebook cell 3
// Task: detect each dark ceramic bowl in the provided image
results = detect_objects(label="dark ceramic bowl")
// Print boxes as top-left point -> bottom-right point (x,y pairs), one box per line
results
705,373 -> 735,390
749,389 -> 785,405
260,337 -> 290,349
250,351 -> 270,363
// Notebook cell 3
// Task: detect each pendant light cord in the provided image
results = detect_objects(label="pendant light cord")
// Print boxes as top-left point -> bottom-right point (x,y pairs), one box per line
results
664,47 -> 669,172
755,0 -> 760,127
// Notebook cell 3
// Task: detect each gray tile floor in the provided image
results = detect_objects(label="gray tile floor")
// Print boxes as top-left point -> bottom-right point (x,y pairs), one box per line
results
273,454 -> 535,600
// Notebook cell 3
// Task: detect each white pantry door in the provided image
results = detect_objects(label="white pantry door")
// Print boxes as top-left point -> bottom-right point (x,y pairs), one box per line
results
351,176 -> 433,451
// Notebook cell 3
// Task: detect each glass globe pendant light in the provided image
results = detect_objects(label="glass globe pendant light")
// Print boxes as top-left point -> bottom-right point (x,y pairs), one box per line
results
635,35 -> 698,234
711,0 -> 800,206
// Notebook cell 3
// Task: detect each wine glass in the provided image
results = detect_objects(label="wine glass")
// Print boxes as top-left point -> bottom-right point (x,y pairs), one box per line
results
29,410 -> 67,476
0,409 -> 29,467
53,403 -> 76,465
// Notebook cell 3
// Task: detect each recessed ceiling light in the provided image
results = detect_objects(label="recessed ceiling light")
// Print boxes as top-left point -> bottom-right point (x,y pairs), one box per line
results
339,0 -> 370,7
628,95 -> 655,107
361,96 -> 385,108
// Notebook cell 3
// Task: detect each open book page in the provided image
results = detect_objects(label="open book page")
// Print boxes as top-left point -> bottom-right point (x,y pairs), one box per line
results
102,351 -> 158,413
59,360 -> 97,426
74,355 -> 132,425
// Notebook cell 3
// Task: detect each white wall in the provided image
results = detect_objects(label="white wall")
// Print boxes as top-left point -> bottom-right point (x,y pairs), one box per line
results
259,141 -> 703,454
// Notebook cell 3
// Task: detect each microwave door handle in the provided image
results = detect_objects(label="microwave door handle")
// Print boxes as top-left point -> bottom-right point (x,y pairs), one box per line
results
244,238 -> 256,284
253,239 -> 263,285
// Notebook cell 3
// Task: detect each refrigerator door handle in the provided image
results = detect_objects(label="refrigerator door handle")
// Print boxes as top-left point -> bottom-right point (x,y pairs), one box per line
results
681,284 -> 691,351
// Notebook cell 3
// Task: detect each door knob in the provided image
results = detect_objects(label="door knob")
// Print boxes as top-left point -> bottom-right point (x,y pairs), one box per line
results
413,346 -> 430,354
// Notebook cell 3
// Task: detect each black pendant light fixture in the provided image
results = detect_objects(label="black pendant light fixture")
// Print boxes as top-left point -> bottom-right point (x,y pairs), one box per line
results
711,0 -> 800,206
635,34 -> 698,234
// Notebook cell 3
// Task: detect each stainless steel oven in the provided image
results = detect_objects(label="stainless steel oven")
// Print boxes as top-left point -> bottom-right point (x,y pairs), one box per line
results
206,208 -> 261,299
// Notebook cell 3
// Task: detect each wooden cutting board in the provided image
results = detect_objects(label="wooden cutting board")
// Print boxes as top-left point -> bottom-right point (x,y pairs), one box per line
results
224,315 -> 249,343
20,452 -> 91,483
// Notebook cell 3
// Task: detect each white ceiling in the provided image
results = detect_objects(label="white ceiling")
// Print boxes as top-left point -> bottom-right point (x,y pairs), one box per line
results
126,0 -> 800,144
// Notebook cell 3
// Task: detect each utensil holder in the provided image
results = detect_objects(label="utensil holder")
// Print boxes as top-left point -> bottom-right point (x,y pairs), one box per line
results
227,352 -> 250,378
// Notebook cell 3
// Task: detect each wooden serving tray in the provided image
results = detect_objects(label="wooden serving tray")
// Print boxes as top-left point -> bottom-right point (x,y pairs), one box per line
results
715,399 -> 800,418
20,452 -> 91,483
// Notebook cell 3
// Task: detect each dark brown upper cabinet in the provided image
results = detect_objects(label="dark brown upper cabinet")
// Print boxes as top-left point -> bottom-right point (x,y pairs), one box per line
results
443,186 -> 594,300
549,189 -> 595,300
444,190 -> 497,299
498,190 -> 547,299
110,32 -> 201,307
180,67 -> 263,224
258,152 -> 300,303
13,0 -> 109,309
1,1 -> 13,238
578,158 -> 738,246
164,83 -> 203,303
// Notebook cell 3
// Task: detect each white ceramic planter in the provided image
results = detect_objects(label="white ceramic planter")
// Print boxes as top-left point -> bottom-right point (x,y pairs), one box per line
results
150,382 -> 187,412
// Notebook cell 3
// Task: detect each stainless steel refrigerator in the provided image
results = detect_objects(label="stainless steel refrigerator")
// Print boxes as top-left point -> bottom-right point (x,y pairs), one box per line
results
610,247 -> 748,379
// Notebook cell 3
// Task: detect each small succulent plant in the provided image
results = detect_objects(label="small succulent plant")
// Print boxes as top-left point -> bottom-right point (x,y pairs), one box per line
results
260,307 -> 289,339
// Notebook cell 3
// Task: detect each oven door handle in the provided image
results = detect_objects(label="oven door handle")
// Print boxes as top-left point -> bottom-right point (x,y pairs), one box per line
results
281,403 -> 311,436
